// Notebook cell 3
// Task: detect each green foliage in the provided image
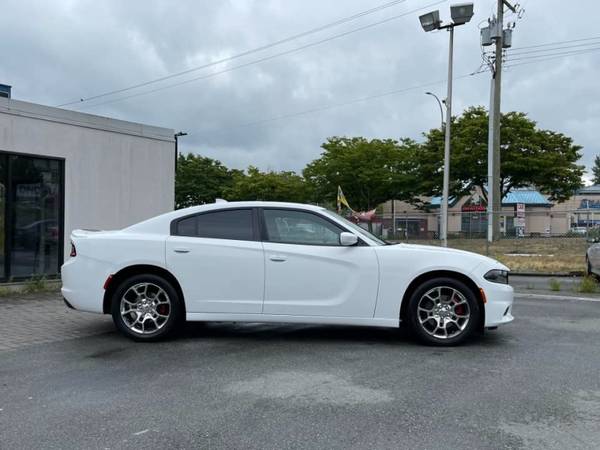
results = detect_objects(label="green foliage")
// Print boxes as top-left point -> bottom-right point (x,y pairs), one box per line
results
592,155 -> 600,185
175,153 -> 239,208
549,279 -> 561,291
303,137 -> 419,211
225,166 -> 312,203
576,275 -> 599,294
174,107 -> 586,212
416,107 -> 584,202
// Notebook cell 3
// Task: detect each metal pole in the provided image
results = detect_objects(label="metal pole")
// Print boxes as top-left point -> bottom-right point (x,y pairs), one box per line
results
425,91 -> 444,129
491,0 -> 504,240
391,199 -> 396,240
174,134 -> 179,173
441,26 -> 454,247
487,77 -> 495,243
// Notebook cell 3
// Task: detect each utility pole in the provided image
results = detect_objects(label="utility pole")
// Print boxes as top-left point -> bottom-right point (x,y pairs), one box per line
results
485,0 -> 516,242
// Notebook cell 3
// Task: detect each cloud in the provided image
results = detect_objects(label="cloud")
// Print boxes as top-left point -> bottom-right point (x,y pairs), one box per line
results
1,0 -> 598,177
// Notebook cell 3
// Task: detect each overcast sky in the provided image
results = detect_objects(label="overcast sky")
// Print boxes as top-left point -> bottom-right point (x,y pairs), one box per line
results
1,0 -> 598,182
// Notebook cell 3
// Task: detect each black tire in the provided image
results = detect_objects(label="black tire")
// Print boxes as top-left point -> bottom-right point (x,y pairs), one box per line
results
111,274 -> 184,342
407,277 -> 480,346
588,258 -> 599,280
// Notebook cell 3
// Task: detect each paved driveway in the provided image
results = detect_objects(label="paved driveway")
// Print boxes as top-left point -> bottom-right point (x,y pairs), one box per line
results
1,292 -> 600,449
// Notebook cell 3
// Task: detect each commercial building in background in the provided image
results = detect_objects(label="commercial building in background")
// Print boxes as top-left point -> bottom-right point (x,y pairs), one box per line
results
380,187 -> 588,239
559,185 -> 600,229
0,94 -> 174,281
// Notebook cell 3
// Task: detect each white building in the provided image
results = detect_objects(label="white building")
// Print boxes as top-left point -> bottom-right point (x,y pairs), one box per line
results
0,93 -> 174,281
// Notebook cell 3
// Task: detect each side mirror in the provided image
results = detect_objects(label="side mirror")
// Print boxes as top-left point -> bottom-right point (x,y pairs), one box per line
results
340,232 -> 359,246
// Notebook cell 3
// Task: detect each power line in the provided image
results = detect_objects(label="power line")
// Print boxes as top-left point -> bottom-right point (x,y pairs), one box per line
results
195,44 -> 596,136
507,41 -> 600,55
507,35 -> 600,52
213,44 -> 599,134
56,0 -> 415,107
66,0 -> 447,110
209,73 -> 477,134
505,46 -> 600,63
504,47 -> 600,68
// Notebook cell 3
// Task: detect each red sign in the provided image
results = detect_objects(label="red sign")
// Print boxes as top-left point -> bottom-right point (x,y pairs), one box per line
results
462,205 -> 487,212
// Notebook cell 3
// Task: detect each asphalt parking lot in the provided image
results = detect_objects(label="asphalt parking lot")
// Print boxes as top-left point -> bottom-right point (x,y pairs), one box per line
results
1,291 -> 600,450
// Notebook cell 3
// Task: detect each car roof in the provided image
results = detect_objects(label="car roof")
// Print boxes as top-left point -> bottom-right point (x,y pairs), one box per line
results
178,201 -> 326,214
124,201 -> 329,233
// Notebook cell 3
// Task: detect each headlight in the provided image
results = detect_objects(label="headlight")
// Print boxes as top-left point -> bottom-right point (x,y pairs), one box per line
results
484,269 -> 509,284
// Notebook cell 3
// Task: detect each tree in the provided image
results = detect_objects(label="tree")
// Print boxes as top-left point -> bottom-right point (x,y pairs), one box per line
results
416,107 -> 584,203
225,166 -> 312,203
175,153 -> 238,208
303,137 -> 419,211
592,155 -> 600,185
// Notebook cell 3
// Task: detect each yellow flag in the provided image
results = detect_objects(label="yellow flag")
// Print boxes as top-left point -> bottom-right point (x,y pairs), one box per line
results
337,186 -> 351,213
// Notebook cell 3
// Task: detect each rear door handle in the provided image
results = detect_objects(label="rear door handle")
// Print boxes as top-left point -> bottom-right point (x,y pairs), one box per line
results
269,254 -> 287,262
174,248 -> 190,254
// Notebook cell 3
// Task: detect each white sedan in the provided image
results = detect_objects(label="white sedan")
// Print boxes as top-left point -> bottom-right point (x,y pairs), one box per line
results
61,201 -> 514,345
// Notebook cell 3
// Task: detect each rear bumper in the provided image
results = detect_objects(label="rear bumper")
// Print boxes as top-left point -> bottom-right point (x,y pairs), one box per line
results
61,257 -> 108,314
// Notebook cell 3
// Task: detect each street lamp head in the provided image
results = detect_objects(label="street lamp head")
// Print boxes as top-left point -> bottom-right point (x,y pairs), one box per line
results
174,131 -> 188,137
450,3 -> 474,25
419,10 -> 441,32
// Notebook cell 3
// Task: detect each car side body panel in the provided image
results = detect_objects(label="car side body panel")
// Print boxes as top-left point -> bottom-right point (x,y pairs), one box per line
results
262,242 -> 379,317
62,230 -> 168,313
166,236 -> 265,314
61,201 -> 514,332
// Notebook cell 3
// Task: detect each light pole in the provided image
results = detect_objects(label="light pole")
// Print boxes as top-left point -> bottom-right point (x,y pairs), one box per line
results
174,131 -> 187,209
174,131 -> 188,174
425,91 -> 444,129
419,3 -> 474,247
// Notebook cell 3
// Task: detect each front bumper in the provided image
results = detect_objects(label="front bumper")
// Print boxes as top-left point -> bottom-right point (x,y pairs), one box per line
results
480,280 -> 514,327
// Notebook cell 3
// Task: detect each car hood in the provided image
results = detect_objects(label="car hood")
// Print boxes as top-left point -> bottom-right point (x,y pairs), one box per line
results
389,242 -> 509,272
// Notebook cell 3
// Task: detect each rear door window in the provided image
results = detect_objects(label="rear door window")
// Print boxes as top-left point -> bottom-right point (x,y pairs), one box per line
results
174,209 -> 254,241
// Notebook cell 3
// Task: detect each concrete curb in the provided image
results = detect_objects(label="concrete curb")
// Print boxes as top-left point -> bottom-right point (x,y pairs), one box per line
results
511,272 -> 585,277
515,292 -> 600,302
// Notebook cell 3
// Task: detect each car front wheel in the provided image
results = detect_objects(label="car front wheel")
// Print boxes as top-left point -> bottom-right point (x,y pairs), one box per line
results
111,274 -> 184,341
407,277 -> 480,346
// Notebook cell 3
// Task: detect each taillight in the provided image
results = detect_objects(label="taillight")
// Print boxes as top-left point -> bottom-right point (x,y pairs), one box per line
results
70,241 -> 77,257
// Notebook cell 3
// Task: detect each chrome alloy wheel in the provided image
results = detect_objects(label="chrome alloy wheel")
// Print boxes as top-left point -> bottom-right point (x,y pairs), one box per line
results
120,282 -> 171,335
417,286 -> 470,340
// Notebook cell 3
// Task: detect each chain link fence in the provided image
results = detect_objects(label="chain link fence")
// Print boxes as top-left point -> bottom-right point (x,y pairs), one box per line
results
369,209 -> 600,274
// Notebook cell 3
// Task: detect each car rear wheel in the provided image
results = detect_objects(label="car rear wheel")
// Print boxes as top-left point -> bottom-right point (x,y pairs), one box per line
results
111,274 -> 184,341
407,277 -> 480,346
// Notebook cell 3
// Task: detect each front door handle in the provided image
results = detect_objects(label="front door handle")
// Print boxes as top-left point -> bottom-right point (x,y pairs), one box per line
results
269,254 -> 287,262
174,248 -> 190,254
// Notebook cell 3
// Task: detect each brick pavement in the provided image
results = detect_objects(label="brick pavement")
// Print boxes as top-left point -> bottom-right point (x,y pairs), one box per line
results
0,291 -> 113,352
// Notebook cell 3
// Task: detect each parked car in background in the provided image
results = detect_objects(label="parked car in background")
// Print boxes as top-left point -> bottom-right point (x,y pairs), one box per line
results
61,201 -> 514,346
586,237 -> 600,278
571,226 -> 588,235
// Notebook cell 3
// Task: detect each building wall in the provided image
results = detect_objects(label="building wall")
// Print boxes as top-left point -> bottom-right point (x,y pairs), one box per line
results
0,98 -> 174,262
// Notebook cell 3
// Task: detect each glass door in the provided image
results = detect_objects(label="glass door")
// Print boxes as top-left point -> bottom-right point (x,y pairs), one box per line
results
0,152 -> 64,280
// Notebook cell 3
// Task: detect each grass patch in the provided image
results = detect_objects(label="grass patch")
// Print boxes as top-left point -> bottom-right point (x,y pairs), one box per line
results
576,276 -> 599,294
549,279 -> 561,291
400,237 -> 588,273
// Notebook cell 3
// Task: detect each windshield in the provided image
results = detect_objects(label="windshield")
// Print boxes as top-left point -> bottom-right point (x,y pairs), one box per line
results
324,210 -> 389,246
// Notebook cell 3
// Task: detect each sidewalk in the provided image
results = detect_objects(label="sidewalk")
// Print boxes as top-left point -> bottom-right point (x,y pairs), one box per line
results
0,292 -> 112,352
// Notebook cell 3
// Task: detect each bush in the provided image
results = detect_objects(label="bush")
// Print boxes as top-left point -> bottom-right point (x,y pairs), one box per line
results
576,276 -> 599,294
549,279 -> 561,291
